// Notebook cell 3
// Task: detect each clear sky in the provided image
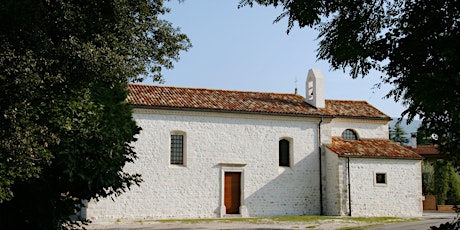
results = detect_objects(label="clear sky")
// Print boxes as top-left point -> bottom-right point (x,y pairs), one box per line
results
148,0 -> 406,118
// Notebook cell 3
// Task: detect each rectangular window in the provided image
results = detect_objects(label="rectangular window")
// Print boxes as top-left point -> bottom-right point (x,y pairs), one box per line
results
170,134 -> 184,165
375,173 -> 387,184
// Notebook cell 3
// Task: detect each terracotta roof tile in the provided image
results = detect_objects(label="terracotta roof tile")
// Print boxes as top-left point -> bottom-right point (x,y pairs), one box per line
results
127,84 -> 390,119
325,137 -> 423,159
324,100 -> 390,119
411,145 -> 440,155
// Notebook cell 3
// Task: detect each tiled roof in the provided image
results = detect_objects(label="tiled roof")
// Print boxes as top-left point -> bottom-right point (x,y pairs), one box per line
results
325,137 -> 423,159
411,145 -> 439,155
127,84 -> 390,120
323,100 -> 389,119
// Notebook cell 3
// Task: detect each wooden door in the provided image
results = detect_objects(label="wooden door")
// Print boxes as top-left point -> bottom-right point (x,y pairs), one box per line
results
224,172 -> 241,214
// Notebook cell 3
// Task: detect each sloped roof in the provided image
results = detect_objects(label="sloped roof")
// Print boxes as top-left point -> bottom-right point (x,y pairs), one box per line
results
127,84 -> 390,120
325,137 -> 423,159
410,145 -> 441,160
411,145 -> 439,155
323,100 -> 389,119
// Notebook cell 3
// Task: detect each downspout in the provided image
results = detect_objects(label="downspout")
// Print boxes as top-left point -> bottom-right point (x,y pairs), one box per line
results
347,157 -> 352,216
318,117 -> 323,215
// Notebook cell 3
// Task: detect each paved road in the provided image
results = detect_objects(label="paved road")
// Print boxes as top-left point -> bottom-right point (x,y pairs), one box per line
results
364,220 -> 450,230
363,212 -> 458,230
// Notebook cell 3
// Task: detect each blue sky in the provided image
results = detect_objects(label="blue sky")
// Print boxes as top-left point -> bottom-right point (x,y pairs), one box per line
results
148,0 -> 406,118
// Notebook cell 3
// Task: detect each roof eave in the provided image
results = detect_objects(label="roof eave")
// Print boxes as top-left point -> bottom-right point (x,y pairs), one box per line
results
338,155 -> 423,160
132,104 -> 335,118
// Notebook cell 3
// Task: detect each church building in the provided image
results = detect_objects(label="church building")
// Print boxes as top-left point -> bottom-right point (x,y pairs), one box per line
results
86,69 -> 423,220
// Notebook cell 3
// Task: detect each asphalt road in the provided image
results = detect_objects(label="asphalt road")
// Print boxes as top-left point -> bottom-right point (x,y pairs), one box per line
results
363,212 -> 458,230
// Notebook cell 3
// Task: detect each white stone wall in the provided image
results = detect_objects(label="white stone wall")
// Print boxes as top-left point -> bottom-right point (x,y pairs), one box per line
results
322,149 -> 342,216
345,158 -> 423,217
322,117 -> 422,217
87,109 -> 322,220
328,118 -> 389,139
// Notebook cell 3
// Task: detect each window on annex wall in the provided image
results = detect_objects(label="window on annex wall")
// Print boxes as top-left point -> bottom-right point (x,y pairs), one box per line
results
375,173 -> 387,185
279,139 -> 290,167
341,129 -> 359,140
170,132 -> 185,165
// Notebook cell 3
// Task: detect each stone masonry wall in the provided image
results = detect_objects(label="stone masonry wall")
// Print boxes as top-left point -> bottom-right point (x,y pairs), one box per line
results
322,149 -> 342,216
86,109 -> 322,220
346,158 -> 423,217
328,118 -> 389,139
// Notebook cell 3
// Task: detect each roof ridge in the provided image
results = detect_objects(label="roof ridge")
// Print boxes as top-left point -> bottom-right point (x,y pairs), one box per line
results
326,99 -> 368,102
128,83 -> 300,97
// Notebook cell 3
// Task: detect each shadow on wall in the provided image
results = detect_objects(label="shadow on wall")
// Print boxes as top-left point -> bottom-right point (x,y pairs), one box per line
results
242,153 -> 321,217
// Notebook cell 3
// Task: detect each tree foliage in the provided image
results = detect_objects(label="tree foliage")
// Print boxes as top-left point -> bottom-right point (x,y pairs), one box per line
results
390,122 -> 409,145
0,0 -> 190,228
422,163 -> 435,195
423,159 -> 460,204
433,160 -> 460,205
416,124 -> 436,146
239,0 -> 460,168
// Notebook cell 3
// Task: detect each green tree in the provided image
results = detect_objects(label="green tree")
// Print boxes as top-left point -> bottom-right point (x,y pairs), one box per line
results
416,124 -> 436,146
0,0 -> 191,228
390,122 -> 409,145
239,0 -> 460,169
433,160 -> 460,205
422,163 -> 435,195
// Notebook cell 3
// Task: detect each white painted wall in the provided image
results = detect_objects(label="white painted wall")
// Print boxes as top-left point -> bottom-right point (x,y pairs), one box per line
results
324,154 -> 423,217
306,69 -> 325,108
347,158 -> 423,217
87,109 -> 322,220
322,149 -> 342,216
323,118 -> 422,217
327,118 -> 389,139
87,107 -> 421,220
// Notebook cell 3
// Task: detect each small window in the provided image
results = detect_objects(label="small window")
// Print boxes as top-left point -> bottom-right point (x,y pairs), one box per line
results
342,129 -> 358,140
376,173 -> 387,184
279,139 -> 290,167
171,134 -> 184,165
